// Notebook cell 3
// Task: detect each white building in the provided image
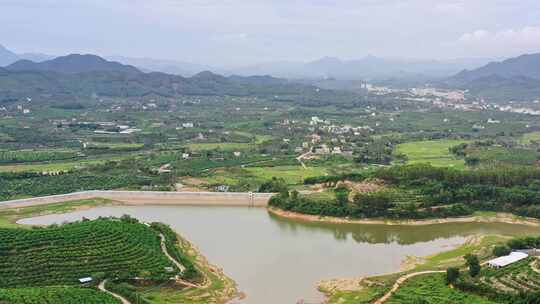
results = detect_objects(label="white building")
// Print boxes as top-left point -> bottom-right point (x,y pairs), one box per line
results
78,277 -> 93,284
487,252 -> 528,269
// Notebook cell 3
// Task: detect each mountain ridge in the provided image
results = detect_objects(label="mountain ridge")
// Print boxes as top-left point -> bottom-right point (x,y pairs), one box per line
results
453,53 -> 540,81
6,54 -> 141,74
0,44 -> 19,67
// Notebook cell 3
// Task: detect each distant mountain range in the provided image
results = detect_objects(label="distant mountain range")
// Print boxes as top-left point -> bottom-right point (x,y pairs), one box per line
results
106,56 -> 213,77
0,53 -> 347,104
446,53 -> 540,101
0,44 -> 54,66
106,55 -> 492,80
3,43 -> 540,101
231,56 -> 493,80
0,44 -> 493,80
452,53 -> 540,81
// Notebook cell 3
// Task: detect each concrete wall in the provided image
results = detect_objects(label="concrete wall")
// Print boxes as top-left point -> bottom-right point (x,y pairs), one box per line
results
0,191 -> 273,209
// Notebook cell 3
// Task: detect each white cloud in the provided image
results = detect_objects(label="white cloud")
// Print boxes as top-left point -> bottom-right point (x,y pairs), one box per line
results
457,26 -> 540,56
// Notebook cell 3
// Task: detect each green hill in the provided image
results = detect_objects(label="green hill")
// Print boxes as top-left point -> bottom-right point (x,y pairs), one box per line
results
0,217 -> 178,287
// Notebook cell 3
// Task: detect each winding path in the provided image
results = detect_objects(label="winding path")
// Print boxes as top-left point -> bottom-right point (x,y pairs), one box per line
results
98,280 -> 131,304
160,234 -> 186,272
373,270 -> 445,304
159,234 -> 204,289
95,234 -> 204,304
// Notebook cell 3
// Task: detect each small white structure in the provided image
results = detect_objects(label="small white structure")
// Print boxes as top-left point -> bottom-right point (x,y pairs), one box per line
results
164,266 -> 175,273
78,277 -> 93,284
216,185 -> 230,192
487,252 -> 528,269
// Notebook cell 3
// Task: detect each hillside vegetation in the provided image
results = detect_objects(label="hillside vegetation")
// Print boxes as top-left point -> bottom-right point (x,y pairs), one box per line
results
0,287 -> 120,304
271,164 -> 540,220
0,217 -> 179,287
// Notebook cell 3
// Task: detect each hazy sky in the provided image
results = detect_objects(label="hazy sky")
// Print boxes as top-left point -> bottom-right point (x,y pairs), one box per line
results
1,0 -> 540,66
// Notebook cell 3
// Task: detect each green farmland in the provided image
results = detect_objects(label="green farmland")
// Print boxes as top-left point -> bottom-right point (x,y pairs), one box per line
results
0,287 -> 120,304
520,131 -> 540,145
0,218 -> 178,288
395,139 -> 468,169
185,142 -> 253,151
387,273 -> 496,304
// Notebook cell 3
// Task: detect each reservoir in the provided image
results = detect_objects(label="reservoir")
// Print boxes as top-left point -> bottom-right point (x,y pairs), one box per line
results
19,205 -> 540,304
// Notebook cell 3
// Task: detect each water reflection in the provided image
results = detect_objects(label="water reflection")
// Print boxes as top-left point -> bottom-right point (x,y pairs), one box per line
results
268,211 -> 540,245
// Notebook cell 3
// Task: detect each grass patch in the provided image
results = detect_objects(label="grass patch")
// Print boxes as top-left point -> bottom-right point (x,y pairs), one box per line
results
198,165 -> 330,190
395,139 -> 469,169
417,235 -> 507,270
245,166 -> 328,185
304,191 -> 336,202
520,131 -> 540,145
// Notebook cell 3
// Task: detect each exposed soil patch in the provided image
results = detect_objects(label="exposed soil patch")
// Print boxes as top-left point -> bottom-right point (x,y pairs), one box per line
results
318,277 -> 365,293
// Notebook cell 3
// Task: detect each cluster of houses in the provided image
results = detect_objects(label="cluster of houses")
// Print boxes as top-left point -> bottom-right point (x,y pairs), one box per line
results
409,87 -> 466,102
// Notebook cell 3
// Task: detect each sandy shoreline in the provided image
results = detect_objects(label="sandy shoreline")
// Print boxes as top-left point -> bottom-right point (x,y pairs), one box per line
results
268,207 -> 540,227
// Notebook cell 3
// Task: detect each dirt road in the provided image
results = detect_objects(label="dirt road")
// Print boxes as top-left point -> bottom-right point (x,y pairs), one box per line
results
98,280 -> 131,304
373,270 -> 445,304
158,233 -> 203,289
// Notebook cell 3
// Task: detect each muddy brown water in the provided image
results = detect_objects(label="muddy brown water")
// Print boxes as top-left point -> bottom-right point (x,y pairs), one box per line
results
19,205 -> 540,304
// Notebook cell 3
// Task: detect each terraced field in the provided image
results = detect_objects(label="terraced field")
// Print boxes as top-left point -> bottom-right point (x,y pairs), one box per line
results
480,258 -> 540,294
0,218 -> 179,287
0,287 -> 120,304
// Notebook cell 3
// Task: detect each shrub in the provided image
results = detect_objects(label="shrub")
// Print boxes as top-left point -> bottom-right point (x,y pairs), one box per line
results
492,245 -> 511,257
446,267 -> 460,284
